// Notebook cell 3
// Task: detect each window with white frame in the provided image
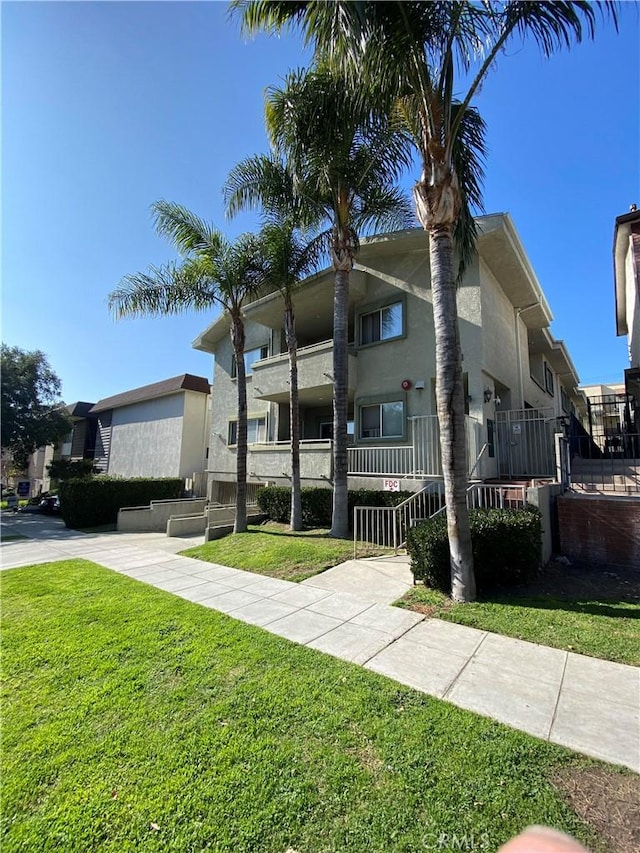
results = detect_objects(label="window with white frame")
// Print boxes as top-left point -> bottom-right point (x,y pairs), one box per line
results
359,301 -> 403,345
359,401 -> 404,439
232,344 -> 269,377
228,417 -> 267,446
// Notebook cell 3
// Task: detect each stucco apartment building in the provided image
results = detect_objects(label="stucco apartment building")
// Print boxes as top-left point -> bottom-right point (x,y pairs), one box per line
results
614,205 -> 640,427
194,213 -> 583,501
41,375 -> 211,495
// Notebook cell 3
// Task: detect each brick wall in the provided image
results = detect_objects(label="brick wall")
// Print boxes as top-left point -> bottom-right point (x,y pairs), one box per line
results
558,494 -> 640,568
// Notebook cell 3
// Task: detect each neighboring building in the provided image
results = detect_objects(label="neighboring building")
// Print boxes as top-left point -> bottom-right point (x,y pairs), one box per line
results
613,205 -> 640,430
28,375 -> 212,496
89,374 -> 211,487
193,213 -> 584,499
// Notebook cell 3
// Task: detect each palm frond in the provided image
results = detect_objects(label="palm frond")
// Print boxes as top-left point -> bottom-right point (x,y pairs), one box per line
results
152,200 -> 223,257
109,258 -> 220,319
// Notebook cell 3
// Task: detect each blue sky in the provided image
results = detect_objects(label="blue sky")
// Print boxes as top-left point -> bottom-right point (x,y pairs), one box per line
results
2,1 -> 638,404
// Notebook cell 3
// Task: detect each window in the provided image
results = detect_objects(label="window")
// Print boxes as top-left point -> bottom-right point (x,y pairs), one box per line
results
232,345 -> 268,377
227,417 -> 267,446
359,401 -> 404,439
544,363 -> 555,396
561,388 -> 569,413
360,301 -> 403,345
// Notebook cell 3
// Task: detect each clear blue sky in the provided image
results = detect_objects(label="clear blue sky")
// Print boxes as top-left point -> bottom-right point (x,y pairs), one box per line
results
2,1 -> 639,404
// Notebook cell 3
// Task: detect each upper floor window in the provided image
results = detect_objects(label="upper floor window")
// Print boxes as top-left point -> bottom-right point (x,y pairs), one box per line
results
228,417 -> 267,446
561,388 -> 570,413
544,363 -> 554,396
232,344 -> 268,378
360,400 -> 404,439
360,301 -> 403,345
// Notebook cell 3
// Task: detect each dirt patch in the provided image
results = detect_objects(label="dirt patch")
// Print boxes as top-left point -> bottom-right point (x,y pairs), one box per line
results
512,557 -> 640,604
554,766 -> 640,853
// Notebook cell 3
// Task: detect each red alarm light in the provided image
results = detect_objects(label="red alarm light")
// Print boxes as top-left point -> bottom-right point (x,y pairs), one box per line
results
401,379 -> 412,391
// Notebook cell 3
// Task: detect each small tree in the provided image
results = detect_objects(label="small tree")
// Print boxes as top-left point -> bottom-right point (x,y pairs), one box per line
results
0,345 -> 72,470
47,459 -> 97,483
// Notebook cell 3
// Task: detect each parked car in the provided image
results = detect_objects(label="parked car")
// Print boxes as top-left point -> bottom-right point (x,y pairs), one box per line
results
40,495 -> 61,514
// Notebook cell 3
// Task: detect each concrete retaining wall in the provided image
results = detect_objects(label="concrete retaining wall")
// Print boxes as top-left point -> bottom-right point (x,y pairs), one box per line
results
526,483 -> 563,565
166,514 -> 207,537
118,498 -> 207,532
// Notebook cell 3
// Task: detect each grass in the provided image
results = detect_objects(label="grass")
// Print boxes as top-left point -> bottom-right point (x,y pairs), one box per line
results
396,586 -> 640,666
181,522 -> 382,582
0,534 -> 28,542
1,558 -> 613,853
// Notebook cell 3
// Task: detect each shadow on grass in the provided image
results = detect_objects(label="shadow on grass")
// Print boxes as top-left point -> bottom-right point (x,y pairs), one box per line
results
249,526 -> 340,541
478,592 -> 639,621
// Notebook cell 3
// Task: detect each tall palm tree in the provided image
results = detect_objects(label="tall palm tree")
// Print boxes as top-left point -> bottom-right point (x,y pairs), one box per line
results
260,220 -> 324,530
262,67 -> 414,538
109,200 -> 266,533
226,155 -> 323,531
234,0 -> 617,600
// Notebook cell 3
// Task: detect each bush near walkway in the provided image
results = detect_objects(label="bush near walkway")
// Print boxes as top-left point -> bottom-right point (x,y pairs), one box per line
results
59,477 -> 182,529
407,507 -> 542,593
257,485 -> 417,528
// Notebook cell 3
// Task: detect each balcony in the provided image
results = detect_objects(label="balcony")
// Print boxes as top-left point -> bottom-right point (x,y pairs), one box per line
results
250,340 -> 357,407
248,439 -> 332,481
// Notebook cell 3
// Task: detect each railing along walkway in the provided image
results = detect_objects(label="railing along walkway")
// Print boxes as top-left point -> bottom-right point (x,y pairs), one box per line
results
353,483 -> 527,556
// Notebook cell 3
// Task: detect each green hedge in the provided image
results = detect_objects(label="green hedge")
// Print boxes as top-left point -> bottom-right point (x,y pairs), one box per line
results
406,507 -> 542,593
256,486 -> 415,529
59,477 -> 183,529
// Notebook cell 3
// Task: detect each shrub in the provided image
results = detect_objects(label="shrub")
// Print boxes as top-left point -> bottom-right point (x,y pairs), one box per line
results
59,477 -> 182,529
256,486 -> 290,523
256,486 -> 415,529
406,506 -> 542,594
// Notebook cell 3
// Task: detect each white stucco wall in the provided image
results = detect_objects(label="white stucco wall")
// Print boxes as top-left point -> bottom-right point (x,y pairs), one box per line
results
208,322 -> 275,479
107,394 -> 185,478
179,391 -> 211,478
625,240 -> 640,368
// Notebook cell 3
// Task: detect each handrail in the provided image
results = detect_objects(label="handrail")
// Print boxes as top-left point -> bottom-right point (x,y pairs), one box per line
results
353,481 -> 444,557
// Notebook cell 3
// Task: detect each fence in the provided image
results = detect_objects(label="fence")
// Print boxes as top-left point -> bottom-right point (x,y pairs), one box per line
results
495,408 -> 558,478
347,415 -> 480,479
353,482 -> 445,555
570,394 -> 640,493
353,482 -> 527,556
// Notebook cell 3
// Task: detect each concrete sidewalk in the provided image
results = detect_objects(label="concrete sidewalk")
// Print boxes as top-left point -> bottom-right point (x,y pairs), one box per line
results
1,512 -> 638,772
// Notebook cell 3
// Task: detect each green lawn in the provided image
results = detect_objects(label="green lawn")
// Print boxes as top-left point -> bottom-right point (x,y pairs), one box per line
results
1,559 -> 611,853
396,586 -> 640,666
181,523 -> 381,582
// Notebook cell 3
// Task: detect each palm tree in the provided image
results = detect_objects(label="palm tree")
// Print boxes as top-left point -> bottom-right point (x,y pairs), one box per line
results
233,0 -> 617,600
225,155 -> 323,531
262,66 -> 414,538
109,200 -> 266,533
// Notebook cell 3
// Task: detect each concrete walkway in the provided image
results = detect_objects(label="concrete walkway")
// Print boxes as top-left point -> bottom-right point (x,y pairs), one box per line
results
1,512 -> 638,773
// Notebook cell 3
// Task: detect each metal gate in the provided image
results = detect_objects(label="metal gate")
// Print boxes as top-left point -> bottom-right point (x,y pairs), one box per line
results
495,408 -> 558,478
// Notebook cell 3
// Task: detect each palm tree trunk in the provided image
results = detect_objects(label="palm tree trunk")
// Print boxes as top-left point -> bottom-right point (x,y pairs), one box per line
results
429,224 -> 476,602
231,314 -> 248,534
284,295 -> 302,531
330,266 -> 350,539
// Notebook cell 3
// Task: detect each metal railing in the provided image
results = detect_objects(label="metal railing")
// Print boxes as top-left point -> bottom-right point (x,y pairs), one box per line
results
353,481 -> 529,557
353,481 -> 445,556
495,408 -> 558,478
466,483 -> 527,509
569,433 -> 640,494
348,444 -> 413,476
348,415 -> 481,479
